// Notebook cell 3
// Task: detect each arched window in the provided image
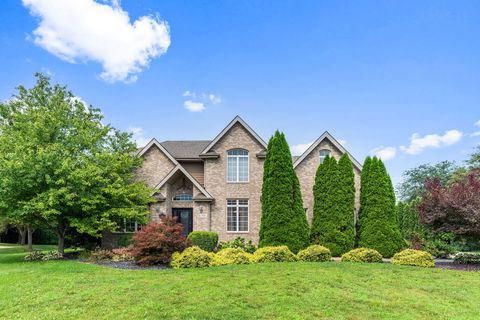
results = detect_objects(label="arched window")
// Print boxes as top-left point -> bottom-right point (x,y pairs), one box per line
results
227,149 -> 249,182
173,193 -> 193,201
319,149 -> 330,164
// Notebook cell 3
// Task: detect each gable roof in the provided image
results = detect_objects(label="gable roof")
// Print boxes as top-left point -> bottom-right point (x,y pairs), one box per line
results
293,131 -> 363,171
161,140 -> 211,160
136,138 -> 179,165
152,164 -> 213,199
200,115 -> 267,155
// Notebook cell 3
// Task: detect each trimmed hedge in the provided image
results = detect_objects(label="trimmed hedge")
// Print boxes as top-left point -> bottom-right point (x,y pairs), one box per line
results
217,237 -> 256,253
253,246 -> 297,263
171,246 -> 213,268
454,252 -> 480,264
341,248 -> 383,263
297,245 -> 332,262
391,249 -> 434,268
187,231 -> 218,252
211,248 -> 253,266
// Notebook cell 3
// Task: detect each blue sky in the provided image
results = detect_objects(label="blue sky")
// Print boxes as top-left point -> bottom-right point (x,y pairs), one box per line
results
1,1 -> 479,186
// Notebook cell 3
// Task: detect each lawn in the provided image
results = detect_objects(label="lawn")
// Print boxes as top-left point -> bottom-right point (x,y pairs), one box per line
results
0,245 -> 479,319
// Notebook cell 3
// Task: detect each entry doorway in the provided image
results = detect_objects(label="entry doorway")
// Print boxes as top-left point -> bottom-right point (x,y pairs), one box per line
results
172,208 -> 193,236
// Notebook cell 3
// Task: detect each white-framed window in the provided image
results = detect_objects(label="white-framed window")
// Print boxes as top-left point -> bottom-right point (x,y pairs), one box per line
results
172,193 -> 193,201
227,149 -> 249,182
226,199 -> 249,232
319,149 -> 331,164
118,218 -> 141,233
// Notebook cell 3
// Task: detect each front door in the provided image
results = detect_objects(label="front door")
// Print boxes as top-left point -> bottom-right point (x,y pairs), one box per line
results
172,208 -> 193,236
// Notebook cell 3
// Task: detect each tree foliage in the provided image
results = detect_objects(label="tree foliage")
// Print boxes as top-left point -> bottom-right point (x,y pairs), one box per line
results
311,154 -> 355,256
259,131 -> 309,253
397,199 -> 424,240
358,157 -> 405,257
0,74 -> 152,253
396,161 -> 458,202
417,170 -> 480,238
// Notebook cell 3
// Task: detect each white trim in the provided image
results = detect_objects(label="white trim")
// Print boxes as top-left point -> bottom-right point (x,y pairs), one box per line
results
151,164 -> 213,199
136,138 -> 179,166
225,199 -> 249,233
293,131 -> 363,171
226,149 -> 250,183
201,116 -> 267,155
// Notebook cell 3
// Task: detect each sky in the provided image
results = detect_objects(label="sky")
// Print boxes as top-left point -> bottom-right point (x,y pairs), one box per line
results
1,0 -> 479,186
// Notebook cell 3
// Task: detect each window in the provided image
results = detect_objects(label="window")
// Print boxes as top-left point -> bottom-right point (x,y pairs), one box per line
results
172,193 -> 193,201
319,149 -> 331,164
227,199 -> 249,232
227,149 -> 249,182
118,218 -> 141,233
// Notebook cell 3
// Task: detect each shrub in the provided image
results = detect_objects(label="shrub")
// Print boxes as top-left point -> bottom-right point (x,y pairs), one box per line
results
171,246 -> 213,268
391,249 -> 435,268
24,251 -> 63,261
217,237 -> 257,253
111,246 -> 134,262
88,248 -> 114,261
454,252 -> 480,264
187,231 -> 218,252
423,232 -> 459,258
253,246 -> 297,263
131,217 -> 190,266
297,245 -> 332,262
210,248 -> 253,266
341,248 -> 383,263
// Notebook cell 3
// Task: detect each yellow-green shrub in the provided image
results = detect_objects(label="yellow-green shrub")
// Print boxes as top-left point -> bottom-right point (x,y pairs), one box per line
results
297,245 -> 331,262
253,246 -> 297,263
210,248 -> 253,266
341,248 -> 383,263
170,246 -> 213,268
391,249 -> 435,268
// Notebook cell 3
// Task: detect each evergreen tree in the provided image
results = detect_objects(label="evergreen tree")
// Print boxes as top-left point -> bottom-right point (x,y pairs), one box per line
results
356,156 -> 372,244
259,131 -> 309,253
358,157 -> 405,257
311,155 -> 355,256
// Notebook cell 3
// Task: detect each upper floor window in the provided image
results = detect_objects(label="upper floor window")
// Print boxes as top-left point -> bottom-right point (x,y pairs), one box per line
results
227,149 -> 249,182
173,193 -> 193,201
319,149 -> 331,164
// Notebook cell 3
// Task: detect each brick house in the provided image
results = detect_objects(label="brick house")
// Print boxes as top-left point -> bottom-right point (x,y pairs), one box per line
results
103,116 -> 362,247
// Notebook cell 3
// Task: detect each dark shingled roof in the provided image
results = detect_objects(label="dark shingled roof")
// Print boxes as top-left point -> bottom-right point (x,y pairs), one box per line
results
160,140 -> 212,159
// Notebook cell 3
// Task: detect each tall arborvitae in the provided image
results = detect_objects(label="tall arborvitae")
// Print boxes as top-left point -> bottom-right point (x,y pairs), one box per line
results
358,157 -> 405,257
335,154 -> 356,254
259,131 -> 309,253
356,156 -> 372,245
311,155 -> 355,256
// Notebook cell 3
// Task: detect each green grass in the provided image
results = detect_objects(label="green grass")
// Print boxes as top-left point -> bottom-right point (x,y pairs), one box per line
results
0,244 -> 479,319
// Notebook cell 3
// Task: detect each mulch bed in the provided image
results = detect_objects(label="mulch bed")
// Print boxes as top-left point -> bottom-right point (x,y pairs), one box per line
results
83,260 -> 170,270
435,261 -> 480,272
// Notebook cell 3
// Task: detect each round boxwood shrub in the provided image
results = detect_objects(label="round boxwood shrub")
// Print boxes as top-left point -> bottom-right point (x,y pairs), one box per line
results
187,231 -> 219,252
391,249 -> 435,268
170,246 -> 213,268
253,246 -> 297,263
341,248 -> 383,263
297,245 -> 332,262
210,248 -> 253,266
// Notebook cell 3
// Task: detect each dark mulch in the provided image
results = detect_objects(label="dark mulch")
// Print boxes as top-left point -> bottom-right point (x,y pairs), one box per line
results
84,260 -> 170,270
435,261 -> 480,272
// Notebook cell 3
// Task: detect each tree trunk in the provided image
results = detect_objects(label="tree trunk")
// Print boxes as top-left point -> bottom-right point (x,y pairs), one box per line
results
27,225 -> 34,252
17,226 -> 27,245
56,224 -> 67,255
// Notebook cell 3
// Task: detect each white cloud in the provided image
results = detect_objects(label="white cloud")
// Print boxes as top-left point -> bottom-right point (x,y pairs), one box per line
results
208,94 -> 222,105
476,120 -> 480,127
371,146 -> 396,161
128,126 -> 150,147
290,142 -> 313,156
184,100 -> 205,112
182,91 -> 221,112
400,130 -> 463,155
23,0 -> 171,83
338,139 -> 347,146
471,131 -> 480,137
